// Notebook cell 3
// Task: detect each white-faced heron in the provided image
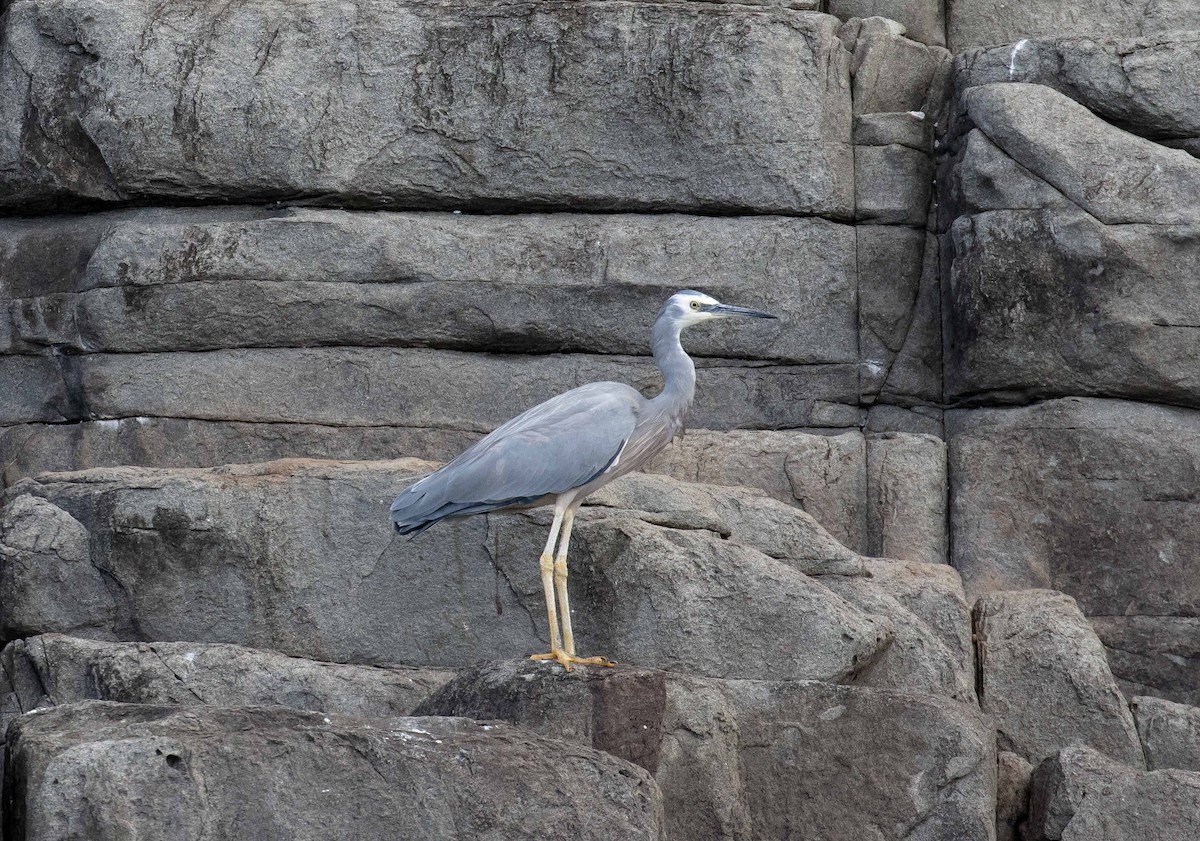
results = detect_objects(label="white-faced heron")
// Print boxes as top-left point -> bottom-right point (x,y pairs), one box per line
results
390,290 -> 777,669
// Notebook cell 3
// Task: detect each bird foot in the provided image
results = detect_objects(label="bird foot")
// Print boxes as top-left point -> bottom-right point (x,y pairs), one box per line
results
530,650 -> 616,671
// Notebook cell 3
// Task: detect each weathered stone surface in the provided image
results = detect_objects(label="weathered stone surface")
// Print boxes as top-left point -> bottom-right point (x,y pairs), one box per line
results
4,701 -> 665,841
0,346 -> 860,430
844,16 -> 951,116
1026,743 -> 1200,841
945,209 -> 1200,406
948,0 -> 1200,52
974,590 -> 1145,768
829,0 -> 946,47
0,208 -> 855,364
1132,695 -> 1200,772
1093,616 -> 1200,708
956,34 -> 1200,142
419,659 -> 996,841
996,751 -> 1033,841
948,401 -> 1200,706
0,417 -> 484,488
2,423 -> 948,574
854,110 -> 931,149
866,431 -> 947,564
822,558 -> 976,701
1,460 -> 892,680
644,429 -> 869,552
858,225 -> 942,405
0,634 -> 456,736
0,495 -> 114,639
942,129 -> 1074,218
0,0 -> 853,216
855,143 -> 934,223
962,83 -> 1200,225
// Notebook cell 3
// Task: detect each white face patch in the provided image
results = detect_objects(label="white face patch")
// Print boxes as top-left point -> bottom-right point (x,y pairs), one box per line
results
671,292 -> 722,324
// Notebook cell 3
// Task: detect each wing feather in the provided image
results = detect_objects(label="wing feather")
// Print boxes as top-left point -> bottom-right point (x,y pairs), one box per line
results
391,382 -> 641,532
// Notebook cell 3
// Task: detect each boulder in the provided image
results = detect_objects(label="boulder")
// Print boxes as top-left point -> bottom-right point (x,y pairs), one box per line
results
973,590 -> 1145,768
1131,695 -> 1200,772
0,495 -> 115,638
956,33 -> 1200,142
961,83 -> 1200,225
0,208 -> 856,364
0,345 -> 861,431
3,701 -> 665,841
418,659 -> 997,841
0,460 -> 892,680
942,129 -> 1074,218
1026,743 -> 1200,841
948,398 -> 1200,703
944,209 -> 1200,407
0,0 -> 853,216
947,0 -> 1200,52
0,634 -> 456,736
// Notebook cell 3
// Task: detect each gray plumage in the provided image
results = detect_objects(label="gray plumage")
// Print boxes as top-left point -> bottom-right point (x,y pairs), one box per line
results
388,289 -> 776,669
390,290 -> 774,534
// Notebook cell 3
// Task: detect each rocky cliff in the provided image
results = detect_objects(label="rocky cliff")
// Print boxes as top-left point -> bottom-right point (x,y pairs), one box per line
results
1,1 -> 1198,839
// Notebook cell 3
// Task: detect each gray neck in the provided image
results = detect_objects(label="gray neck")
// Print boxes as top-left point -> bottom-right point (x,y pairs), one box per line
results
650,314 -> 696,413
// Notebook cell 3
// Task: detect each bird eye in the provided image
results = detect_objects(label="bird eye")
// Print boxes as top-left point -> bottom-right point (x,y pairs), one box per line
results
690,301 -> 700,310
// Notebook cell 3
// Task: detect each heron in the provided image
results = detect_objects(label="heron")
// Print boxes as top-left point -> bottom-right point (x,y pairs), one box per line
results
390,290 -> 777,670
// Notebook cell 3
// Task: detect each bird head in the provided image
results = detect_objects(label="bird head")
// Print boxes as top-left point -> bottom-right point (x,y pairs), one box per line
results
662,290 -> 778,327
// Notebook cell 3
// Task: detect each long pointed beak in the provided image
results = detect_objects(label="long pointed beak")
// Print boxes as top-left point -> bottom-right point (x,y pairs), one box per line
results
708,303 -> 778,319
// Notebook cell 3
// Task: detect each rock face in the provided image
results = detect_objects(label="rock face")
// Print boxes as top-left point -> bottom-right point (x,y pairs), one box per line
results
948,399 -> 1200,704
0,460 -> 895,681
0,0 -> 853,216
3,701 -> 666,841
0,634 -> 456,735
418,659 -> 996,841
1026,744 -> 1200,841
973,590 -> 1145,768
947,0 -> 1200,51
0,209 -> 855,361
6,0 -> 1200,834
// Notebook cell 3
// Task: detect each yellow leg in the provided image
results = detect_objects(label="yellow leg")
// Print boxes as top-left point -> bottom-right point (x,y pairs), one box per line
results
545,505 -> 614,669
530,504 -> 565,658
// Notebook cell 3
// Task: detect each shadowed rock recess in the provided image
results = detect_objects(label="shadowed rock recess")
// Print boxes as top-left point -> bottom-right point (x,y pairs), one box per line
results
2,0 -> 1200,837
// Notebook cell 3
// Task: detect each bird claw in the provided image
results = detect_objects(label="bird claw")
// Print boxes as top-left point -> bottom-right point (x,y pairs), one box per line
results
530,651 -> 617,671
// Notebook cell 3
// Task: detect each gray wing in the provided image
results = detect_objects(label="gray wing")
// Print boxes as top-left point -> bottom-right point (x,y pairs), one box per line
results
390,382 -> 641,533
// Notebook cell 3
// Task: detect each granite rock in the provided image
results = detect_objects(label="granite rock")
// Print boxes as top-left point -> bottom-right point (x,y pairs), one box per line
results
419,659 -> 996,841
0,0 -> 853,215
3,701 -> 665,841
